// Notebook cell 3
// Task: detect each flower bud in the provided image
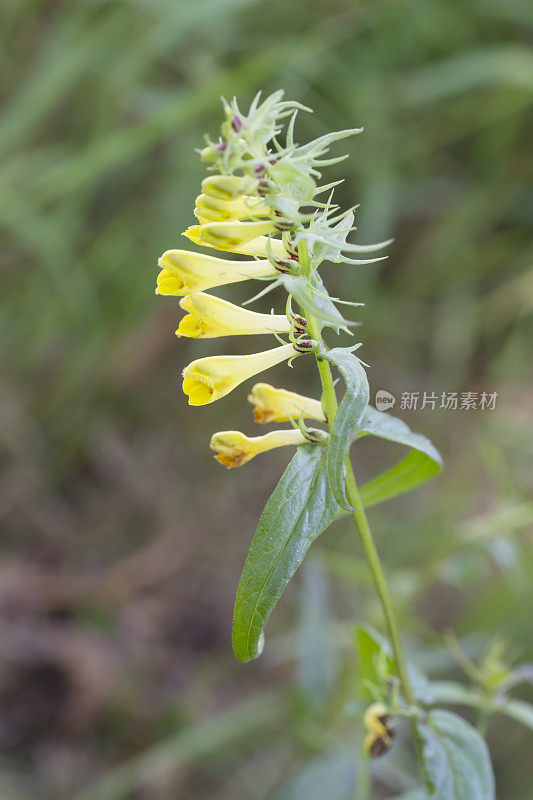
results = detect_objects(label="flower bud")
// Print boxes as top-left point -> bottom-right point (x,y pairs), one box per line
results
272,257 -> 300,275
183,225 -> 289,259
290,314 -> 308,336
293,338 -> 319,353
194,193 -> 270,224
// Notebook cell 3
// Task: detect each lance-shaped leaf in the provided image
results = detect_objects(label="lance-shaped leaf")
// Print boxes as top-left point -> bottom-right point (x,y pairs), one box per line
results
416,709 -> 495,800
233,444 -> 340,663
323,348 -> 369,510
356,405 -> 443,507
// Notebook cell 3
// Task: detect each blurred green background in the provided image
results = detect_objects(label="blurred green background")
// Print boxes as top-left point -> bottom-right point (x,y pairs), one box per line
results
1,0 -> 532,798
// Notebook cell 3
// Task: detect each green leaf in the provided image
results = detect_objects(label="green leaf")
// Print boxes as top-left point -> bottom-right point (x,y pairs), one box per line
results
430,681 -> 533,731
357,405 -> 443,507
429,681 -> 481,708
306,211 -> 355,269
356,627 -> 394,699
356,626 -> 434,703
232,444 -> 340,663
496,698 -> 533,730
416,709 -> 495,800
323,348 -> 369,510
280,273 -> 351,333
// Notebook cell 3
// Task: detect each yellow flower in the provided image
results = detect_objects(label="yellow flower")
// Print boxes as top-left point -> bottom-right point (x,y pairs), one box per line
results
182,343 -> 296,405
194,193 -> 270,223
183,225 -> 289,259
177,293 -> 291,338
248,383 -> 325,424
156,250 -> 277,296
210,429 -> 307,468
201,174 -> 258,200
363,703 -> 395,759
195,220 -> 277,249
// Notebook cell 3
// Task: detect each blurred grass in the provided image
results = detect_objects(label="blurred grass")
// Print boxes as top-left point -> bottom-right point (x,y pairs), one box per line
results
0,0 -> 532,798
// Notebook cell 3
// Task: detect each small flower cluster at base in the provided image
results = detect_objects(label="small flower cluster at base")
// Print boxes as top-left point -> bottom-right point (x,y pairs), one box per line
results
363,703 -> 396,758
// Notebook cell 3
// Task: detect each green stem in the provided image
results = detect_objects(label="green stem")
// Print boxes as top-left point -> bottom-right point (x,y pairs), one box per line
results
297,239 -> 428,785
298,240 -> 414,704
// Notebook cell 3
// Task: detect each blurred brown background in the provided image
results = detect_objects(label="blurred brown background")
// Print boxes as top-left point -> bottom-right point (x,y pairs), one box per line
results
0,0 -> 532,798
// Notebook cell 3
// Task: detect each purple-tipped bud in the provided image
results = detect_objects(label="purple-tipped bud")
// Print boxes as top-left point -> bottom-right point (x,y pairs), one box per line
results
304,428 -> 328,444
215,141 -> 227,152
257,179 -> 270,196
294,338 -> 318,354
291,314 -> 308,335
254,163 -> 266,176
231,115 -> 242,132
273,257 -> 299,275
285,244 -> 299,260
274,218 -> 296,232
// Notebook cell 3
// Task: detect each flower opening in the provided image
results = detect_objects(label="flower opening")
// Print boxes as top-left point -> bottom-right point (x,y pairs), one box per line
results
182,343 -> 296,405
156,250 -> 277,296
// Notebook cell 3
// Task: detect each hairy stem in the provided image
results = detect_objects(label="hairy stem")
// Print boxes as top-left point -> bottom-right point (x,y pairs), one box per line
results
297,239 -> 427,781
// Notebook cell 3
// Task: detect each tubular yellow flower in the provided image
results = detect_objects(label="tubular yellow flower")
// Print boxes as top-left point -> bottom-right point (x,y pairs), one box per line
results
182,343 -> 296,405
156,250 -> 277,296
177,293 -> 291,338
183,225 -> 289,259
195,220 -> 277,249
202,175 -> 258,200
248,383 -> 326,424
210,429 -> 307,468
194,193 -> 270,223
